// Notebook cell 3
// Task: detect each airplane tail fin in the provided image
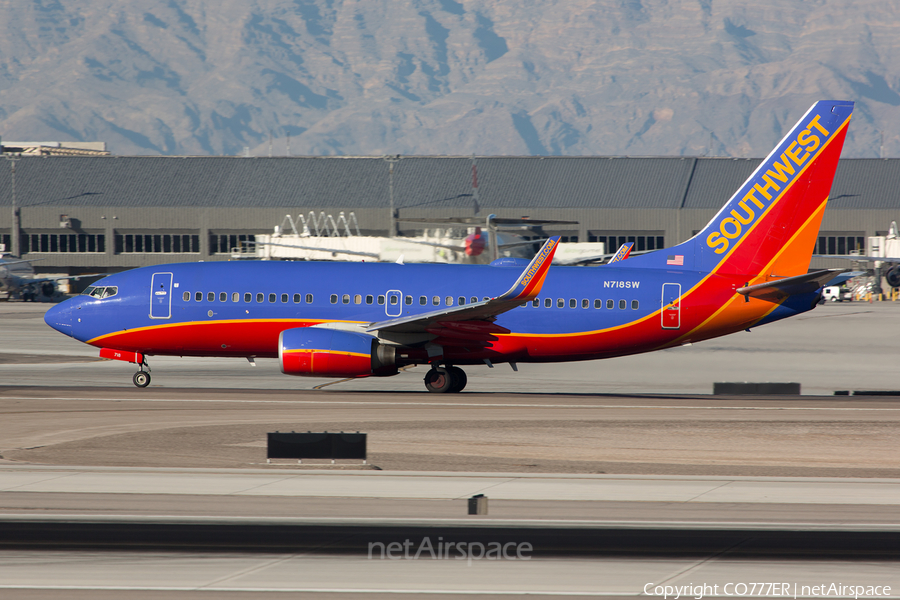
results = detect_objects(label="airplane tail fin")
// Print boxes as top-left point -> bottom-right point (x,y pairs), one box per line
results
680,101 -> 853,279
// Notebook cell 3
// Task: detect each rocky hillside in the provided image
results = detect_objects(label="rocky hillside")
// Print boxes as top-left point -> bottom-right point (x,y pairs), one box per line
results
0,0 -> 898,157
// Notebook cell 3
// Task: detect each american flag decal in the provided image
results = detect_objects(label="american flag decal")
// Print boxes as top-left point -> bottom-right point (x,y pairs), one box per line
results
667,255 -> 684,266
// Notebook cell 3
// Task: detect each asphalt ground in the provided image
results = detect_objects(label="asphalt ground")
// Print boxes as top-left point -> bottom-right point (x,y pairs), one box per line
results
1,301 -> 899,598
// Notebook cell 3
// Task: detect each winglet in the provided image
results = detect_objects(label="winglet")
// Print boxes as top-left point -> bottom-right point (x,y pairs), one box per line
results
607,242 -> 634,264
497,236 -> 560,302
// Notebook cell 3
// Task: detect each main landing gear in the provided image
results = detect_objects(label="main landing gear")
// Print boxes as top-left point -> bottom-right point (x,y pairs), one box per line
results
133,359 -> 151,388
423,365 -> 467,393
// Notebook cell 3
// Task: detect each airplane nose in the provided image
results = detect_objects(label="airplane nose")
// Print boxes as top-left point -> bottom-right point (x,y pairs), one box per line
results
44,301 -> 75,337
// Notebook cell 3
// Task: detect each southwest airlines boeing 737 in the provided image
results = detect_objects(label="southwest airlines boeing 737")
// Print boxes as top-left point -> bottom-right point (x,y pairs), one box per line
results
45,100 -> 853,393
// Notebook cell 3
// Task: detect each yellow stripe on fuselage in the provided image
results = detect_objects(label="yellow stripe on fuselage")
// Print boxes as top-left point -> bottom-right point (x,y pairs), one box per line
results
86,318 -> 368,346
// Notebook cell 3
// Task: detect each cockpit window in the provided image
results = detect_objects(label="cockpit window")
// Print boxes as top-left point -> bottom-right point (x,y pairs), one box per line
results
82,286 -> 117,299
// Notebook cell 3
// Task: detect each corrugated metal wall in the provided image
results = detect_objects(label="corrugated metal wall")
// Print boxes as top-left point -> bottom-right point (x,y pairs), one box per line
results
1,156 -> 898,271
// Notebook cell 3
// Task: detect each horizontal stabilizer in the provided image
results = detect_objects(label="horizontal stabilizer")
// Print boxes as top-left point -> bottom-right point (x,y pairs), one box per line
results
736,269 -> 846,302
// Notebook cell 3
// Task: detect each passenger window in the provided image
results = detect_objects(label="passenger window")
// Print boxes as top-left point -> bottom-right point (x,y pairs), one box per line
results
389,296 -> 397,305
232,292 -> 239,302
256,293 -> 264,303
445,296 -> 453,306
619,299 -> 626,310
268,293 -> 276,303
632,300 -> 639,310
532,298 -> 539,307
582,299 -> 589,309
342,294 -> 350,304
354,294 -> 362,304
557,298 -> 564,308
244,292 -> 251,303
569,299 -> 576,308
594,299 -> 601,309
483,297 -> 489,301
281,293 -> 288,303
419,296 -> 427,305
293,293 -> 301,303
470,297 -> 477,304
378,295 -> 385,305
433,296 -> 440,306
219,292 -> 227,302
366,295 -> 374,304
306,294 -> 313,303
330,294 -> 338,304
195,292 -> 202,302
183,291 -> 190,301
458,296 -> 465,306
607,299 -> 614,309
405,295 -> 412,305
544,298 -> 552,308
207,292 -> 215,302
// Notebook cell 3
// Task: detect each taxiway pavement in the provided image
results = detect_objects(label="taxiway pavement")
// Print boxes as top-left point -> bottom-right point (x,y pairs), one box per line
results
4,301 -> 900,395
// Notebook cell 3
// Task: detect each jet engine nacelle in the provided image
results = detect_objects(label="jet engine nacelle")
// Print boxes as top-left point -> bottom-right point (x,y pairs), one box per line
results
886,265 -> 900,289
279,327 -> 397,378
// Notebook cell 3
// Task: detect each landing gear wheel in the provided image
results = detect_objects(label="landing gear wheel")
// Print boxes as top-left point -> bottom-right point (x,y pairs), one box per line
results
448,366 -> 467,393
133,371 -> 151,388
424,367 -> 453,393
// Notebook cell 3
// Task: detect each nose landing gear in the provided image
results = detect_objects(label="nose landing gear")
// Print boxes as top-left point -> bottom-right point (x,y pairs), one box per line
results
133,370 -> 151,388
423,365 -> 467,393
133,359 -> 151,388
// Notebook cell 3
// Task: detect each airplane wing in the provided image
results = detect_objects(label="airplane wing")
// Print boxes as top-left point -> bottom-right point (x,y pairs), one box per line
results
825,271 -> 866,286
367,237 -> 560,334
736,269 -> 846,302
255,240 -> 380,259
399,216 -> 578,227
813,254 -> 900,263
0,258 -> 44,267
27,273 -> 101,284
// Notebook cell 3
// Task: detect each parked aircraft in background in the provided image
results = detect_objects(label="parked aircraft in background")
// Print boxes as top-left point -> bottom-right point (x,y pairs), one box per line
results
44,100 -> 853,393
815,221 -> 900,289
0,252 -> 91,301
253,213 -> 599,265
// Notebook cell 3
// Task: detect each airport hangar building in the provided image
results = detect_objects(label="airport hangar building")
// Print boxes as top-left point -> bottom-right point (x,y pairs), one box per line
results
1,154 -> 898,282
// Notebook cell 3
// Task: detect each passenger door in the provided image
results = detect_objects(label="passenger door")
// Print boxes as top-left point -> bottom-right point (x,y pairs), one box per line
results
150,272 -> 174,319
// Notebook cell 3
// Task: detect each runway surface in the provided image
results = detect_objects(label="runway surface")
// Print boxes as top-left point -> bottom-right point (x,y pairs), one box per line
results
2,302 -> 899,598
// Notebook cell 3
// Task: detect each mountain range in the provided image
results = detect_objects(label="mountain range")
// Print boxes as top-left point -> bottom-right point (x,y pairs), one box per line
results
1,0 -> 898,158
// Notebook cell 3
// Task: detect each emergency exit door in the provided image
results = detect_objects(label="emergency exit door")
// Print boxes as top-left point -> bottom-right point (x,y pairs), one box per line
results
661,283 -> 681,330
